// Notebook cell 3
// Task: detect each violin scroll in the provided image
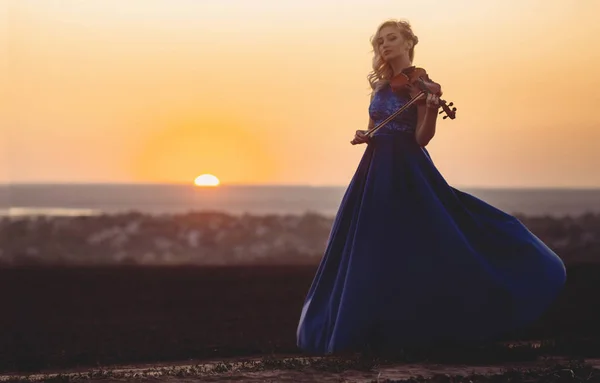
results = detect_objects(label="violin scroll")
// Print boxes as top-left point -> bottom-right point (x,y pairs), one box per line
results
439,100 -> 457,120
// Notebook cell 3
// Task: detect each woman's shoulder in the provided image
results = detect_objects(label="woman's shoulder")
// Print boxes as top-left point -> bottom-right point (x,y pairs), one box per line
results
369,81 -> 391,101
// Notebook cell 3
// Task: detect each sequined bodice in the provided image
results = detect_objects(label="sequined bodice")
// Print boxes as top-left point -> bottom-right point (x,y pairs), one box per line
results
368,84 -> 418,135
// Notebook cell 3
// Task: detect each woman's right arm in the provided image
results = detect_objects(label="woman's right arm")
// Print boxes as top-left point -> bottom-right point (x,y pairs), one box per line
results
367,117 -> 374,131
365,90 -> 376,133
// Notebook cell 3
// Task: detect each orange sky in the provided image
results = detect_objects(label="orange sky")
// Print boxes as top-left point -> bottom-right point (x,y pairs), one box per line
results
2,0 -> 600,187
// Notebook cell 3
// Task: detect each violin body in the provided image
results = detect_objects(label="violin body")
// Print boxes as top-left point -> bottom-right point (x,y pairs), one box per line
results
390,67 -> 441,98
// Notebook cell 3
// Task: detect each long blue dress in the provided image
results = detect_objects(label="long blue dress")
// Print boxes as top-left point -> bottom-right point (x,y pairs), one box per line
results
296,81 -> 567,355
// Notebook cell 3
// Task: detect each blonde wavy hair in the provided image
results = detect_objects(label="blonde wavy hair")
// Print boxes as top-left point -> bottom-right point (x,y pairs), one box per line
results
367,19 -> 419,92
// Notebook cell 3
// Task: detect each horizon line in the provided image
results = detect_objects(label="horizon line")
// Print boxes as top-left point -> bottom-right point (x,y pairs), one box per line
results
1,181 -> 600,190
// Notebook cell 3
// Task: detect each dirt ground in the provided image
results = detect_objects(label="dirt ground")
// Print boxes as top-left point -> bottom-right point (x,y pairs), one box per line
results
3,356 -> 600,382
1,263 -> 600,376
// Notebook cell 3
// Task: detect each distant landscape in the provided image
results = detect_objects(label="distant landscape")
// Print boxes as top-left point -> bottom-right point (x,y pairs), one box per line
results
1,211 -> 598,266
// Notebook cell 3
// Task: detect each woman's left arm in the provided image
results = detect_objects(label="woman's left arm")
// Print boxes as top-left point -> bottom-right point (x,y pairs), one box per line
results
415,93 -> 440,147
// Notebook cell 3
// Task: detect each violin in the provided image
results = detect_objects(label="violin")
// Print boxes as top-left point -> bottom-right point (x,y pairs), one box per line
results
351,67 -> 457,144
390,67 -> 456,120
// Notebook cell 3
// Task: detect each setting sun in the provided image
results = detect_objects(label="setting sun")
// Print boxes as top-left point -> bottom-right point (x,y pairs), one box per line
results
194,174 -> 220,187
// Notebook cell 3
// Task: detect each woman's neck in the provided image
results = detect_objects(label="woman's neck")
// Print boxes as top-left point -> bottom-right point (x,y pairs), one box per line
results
389,56 -> 413,77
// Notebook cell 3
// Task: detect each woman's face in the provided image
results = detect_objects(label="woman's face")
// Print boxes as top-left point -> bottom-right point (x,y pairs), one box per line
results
376,25 -> 409,62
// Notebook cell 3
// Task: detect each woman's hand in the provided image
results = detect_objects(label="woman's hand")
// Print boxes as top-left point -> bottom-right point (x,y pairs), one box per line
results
350,130 -> 369,145
425,93 -> 440,111
416,93 -> 441,147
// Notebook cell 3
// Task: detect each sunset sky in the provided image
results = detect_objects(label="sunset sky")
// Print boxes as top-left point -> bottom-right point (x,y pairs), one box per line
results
2,0 -> 600,188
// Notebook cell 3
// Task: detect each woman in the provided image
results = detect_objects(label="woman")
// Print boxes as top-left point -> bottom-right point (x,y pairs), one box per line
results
296,19 -> 566,355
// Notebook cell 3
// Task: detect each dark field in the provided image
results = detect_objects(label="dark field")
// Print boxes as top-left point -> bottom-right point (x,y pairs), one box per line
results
2,263 -> 600,374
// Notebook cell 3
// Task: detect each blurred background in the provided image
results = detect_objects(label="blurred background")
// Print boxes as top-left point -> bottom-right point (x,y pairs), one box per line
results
2,0 -> 600,264
2,0 -> 599,188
